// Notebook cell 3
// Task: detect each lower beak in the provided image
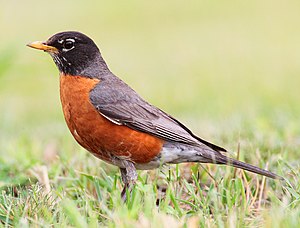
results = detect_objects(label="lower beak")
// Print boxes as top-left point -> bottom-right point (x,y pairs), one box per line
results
27,41 -> 58,53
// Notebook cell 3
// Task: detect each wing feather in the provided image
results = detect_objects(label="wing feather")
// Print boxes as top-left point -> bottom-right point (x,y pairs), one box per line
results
90,78 -> 226,152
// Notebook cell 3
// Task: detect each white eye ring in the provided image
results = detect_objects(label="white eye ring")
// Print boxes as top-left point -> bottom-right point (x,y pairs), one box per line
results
62,38 -> 75,52
66,38 -> 75,42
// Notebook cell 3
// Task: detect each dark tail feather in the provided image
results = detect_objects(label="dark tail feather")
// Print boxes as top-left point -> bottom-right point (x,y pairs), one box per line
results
211,155 -> 283,180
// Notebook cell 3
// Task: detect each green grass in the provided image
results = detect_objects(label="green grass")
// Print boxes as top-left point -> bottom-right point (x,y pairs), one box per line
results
0,0 -> 299,227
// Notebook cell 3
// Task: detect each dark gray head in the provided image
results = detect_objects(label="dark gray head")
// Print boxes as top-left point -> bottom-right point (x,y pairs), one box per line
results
27,31 -> 110,77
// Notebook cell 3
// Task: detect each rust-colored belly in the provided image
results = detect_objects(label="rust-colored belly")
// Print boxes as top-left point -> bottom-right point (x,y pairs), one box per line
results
59,74 -> 163,165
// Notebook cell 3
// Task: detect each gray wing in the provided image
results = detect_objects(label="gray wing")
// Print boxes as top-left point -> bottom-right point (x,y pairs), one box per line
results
90,77 -> 226,152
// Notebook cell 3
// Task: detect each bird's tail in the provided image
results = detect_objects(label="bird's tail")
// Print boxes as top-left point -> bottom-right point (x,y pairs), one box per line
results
205,154 -> 283,180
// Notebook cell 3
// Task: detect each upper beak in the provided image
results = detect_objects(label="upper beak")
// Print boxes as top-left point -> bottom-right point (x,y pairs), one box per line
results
27,41 -> 58,53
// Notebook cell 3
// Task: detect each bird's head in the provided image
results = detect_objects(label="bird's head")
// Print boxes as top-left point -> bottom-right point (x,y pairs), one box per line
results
27,31 -> 109,77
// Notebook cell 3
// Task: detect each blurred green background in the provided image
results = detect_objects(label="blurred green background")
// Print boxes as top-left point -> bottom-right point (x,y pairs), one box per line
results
0,1 -> 299,226
0,0 -> 299,165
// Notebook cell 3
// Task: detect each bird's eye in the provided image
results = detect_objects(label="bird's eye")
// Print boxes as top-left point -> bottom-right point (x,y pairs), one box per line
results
63,40 -> 75,51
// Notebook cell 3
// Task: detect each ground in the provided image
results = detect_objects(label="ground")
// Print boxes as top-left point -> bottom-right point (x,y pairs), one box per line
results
0,0 -> 299,227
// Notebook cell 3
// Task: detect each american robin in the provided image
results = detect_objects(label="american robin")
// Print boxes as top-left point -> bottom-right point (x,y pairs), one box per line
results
27,31 -> 282,200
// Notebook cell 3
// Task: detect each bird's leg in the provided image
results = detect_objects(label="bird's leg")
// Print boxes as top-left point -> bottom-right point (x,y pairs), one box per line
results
120,169 -> 129,201
120,161 -> 137,202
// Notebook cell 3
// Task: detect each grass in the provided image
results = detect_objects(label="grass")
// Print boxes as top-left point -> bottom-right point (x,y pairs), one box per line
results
0,0 -> 300,227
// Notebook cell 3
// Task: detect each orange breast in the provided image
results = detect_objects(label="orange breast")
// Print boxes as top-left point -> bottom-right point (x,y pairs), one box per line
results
59,74 -> 164,164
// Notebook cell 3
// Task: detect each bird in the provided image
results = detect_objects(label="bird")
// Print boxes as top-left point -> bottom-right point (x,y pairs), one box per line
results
27,31 -> 282,201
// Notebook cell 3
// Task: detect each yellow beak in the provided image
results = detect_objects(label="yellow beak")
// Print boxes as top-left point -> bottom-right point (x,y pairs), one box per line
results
27,41 -> 58,53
